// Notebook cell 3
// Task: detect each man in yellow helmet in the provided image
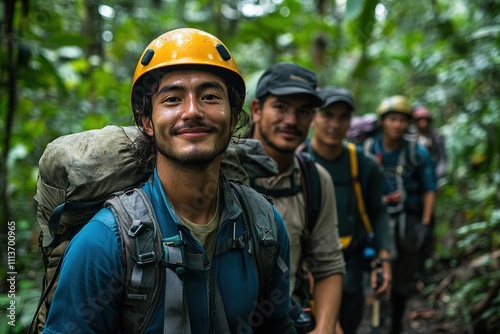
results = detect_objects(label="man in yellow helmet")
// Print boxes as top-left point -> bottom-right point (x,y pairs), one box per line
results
364,95 -> 437,334
43,28 -> 296,334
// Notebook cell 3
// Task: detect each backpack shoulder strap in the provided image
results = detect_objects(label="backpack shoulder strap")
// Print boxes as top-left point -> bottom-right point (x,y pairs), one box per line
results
294,151 -> 321,234
362,136 -> 375,155
105,189 -> 164,334
229,181 -> 286,296
347,143 -> 373,235
408,138 -> 418,166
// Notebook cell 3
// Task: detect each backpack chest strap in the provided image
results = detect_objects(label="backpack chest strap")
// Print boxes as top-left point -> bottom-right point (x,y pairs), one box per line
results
161,233 -> 229,333
250,176 -> 302,198
214,222 -> 247,257
163,264 -> 192,333
161,235 -> 206,273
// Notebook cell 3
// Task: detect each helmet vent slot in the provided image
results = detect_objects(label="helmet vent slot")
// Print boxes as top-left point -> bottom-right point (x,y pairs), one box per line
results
216,44 -> 231,61
141,49 -> 155,66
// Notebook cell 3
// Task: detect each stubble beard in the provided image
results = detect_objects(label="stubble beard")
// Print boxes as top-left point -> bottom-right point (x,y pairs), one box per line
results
155,132 -> 232,171
257,124 -> 299,154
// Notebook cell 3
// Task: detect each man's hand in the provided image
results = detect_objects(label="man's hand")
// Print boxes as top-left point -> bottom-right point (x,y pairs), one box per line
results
415,222 -> 430,250
384,190 -> 402,204
371,260 -> 391,295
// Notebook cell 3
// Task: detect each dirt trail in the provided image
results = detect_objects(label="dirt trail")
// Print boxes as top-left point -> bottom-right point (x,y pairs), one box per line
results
357,291 -> 463,334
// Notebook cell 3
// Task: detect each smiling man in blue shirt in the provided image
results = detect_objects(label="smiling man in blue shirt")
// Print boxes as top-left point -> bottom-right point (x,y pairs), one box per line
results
43,28 -> 295,334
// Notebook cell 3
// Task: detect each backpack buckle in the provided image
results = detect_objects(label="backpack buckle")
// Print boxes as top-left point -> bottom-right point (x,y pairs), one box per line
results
128,220 -> 146,238
162,236 -> 186,271
137,251 -> 156,265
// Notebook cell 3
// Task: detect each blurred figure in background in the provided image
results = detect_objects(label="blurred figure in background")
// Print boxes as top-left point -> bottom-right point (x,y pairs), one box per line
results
365,95 -> 437,334
412,104 -> 447,291
413,105 -> 447,189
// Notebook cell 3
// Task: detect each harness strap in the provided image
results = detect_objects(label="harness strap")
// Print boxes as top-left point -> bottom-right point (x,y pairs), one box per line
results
347,143 -> 373,235
386,148 -> 407,214
365,137 -> 408,214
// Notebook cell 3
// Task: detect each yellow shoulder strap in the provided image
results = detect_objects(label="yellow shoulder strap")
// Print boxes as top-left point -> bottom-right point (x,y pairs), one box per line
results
347,142 -> 373,234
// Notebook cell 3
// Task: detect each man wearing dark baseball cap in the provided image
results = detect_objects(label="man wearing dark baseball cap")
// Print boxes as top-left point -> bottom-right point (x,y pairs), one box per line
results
247,64 -> 346,333
255,62 -> 324,107
318,86 -> 355,110
300,86 -> 392,334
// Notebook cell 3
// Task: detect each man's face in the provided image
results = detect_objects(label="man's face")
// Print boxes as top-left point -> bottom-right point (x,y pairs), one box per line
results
251,94 -> 316,154
143,69 -> 234,167
312,102 -> 352,147
381,112 -> 410,141
415,117 -> 430,133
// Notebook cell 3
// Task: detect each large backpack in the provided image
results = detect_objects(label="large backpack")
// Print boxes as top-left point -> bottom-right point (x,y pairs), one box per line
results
29,125 -> 281,334
30,126 -> 147,333
346,113 -> 379,144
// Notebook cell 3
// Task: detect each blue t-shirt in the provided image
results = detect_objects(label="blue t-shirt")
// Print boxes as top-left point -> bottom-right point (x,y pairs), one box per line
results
44,170 -> 293,334
369,135 -> 437,211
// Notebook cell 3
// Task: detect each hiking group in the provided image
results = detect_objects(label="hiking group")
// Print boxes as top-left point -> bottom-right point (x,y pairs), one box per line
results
31,27 -> 445,334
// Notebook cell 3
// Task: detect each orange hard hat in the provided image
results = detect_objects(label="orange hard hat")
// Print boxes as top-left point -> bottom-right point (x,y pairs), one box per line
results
131,28 -> 245,106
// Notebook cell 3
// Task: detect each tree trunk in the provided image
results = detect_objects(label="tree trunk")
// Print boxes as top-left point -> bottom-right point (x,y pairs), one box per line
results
1,0 -> 18,236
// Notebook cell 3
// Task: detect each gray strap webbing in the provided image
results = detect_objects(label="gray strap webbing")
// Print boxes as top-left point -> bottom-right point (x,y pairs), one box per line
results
168,245 -> 183,264
214,281 -> 231,334
106,189 -> 163,334
161,242 -> 206,333
130,266 -> 144,288
164,268 -> 191,334
185,253 -> 205,271
276,254 -> 289,276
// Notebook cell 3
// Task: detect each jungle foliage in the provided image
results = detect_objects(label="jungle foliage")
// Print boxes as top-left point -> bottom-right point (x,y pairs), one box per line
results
1,0 -> 499,332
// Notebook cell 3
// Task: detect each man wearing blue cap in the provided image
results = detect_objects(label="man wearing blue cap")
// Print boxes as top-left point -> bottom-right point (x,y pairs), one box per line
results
247,63 -> 346,334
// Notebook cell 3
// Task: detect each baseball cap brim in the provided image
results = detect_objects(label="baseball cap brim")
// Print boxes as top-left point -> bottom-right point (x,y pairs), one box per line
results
269,87 -> 324,108
323,96 -> 355,110
318,86 -> 355,111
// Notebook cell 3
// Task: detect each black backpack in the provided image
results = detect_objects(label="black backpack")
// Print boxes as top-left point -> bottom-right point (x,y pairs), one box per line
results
249,150 -> 322,316
250,151 -> 322,234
